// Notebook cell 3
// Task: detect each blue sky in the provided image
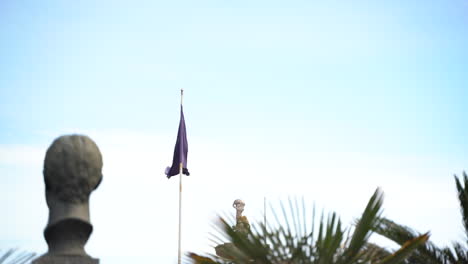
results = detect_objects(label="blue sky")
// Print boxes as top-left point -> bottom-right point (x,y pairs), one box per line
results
1,0 -> 468,263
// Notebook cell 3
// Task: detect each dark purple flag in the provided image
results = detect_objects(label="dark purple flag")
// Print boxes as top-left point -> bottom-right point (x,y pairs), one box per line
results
165,105 -> 190,178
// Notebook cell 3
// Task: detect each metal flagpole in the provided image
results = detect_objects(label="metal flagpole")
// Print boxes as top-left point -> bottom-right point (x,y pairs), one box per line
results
178,89 -> 184,264
264,196 -> 267,244
178,163 -> 182,264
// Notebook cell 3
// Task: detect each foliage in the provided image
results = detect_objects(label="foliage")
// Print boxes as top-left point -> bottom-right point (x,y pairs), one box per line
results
373,172 -> 468,264
0,249 -> 36,264
189,188 -> 428,264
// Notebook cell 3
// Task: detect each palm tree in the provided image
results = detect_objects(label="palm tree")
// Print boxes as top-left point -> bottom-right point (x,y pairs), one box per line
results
373,172 -> 468,264
0,249 -> 36,264
189,188 -> 428,264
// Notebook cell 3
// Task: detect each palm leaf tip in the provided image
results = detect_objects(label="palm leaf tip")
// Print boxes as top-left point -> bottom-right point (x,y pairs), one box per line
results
188,253 -> 219,264
0,249 -> 36,264
343,188 -> 384,262
378,233 -> 429,264
454,172 -> 468,241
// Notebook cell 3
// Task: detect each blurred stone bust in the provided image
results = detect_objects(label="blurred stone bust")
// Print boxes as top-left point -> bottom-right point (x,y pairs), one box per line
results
44,134 -> 103,226
34,135 -> 102,263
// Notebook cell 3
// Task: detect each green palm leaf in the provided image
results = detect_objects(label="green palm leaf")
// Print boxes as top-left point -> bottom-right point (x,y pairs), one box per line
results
373,172 -> 468,264
455,172 -> 468,243
190,188 -> 426,264
338,189 -> 383,264
378,233 -> 429,264
373,218 -> 444,264
0,249 -> 36,264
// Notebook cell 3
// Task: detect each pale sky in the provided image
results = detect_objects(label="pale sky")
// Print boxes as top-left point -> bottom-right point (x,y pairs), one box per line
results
1,0 -> 468,263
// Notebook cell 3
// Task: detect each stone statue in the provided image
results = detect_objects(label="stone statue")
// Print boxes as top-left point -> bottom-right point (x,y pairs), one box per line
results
215,199 -> 250,259
33,135 -> 103,264
233,199 -> 245,220
232,199 -> 250,237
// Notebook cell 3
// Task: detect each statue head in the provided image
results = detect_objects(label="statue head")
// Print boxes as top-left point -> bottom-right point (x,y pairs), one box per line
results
36,134 -> 103,261
232,199 -> 245,215
44,135 -> 102,203
43,135 -> 103,225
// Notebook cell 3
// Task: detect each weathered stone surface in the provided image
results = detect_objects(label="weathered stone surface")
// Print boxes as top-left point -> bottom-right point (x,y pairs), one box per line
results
233,199 -> 250,237
34,135 -> 102,264
215,243 -> 239,260
33,255 -> 99,264
43,135 -> 102,204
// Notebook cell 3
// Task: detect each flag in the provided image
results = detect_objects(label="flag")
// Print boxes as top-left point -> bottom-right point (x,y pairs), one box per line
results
165,105 -> 190,178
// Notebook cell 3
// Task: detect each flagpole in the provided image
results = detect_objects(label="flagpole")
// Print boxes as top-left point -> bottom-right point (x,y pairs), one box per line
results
178,163 -> 182,264
264,196 -> 267,244
178,89 -> 183,264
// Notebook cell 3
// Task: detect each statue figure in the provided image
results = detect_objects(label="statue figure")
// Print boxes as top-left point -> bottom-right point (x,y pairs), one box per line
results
233,199 -> 245,219
232,199 -> 250,237
215,199 -> 250,259
33,135 -> 102,264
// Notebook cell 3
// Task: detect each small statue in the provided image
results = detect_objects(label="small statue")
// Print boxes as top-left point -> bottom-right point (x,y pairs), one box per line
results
232,199 -> 250,236
33,135 -> 102,264
215,199 -> 250,259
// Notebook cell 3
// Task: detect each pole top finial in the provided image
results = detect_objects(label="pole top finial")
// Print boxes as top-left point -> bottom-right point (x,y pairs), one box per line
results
180,89 -> 184,105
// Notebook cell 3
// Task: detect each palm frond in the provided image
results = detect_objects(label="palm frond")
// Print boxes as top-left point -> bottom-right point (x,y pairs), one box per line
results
339,188 -> 383,264
455,172 -> 468,243
378,233 -> 429,264
189,188 -> 423,264
451,242 -> 468,263
189,253 -> 225,264
373,218 -> 444,264
315,213 -> 344,264
0,249 -> 36,264
360,242 -> 392,261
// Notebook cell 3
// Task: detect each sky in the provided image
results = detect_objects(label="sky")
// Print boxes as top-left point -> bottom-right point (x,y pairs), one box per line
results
1,0 -> 468,263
